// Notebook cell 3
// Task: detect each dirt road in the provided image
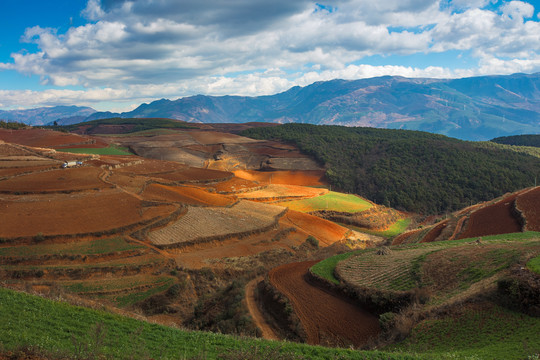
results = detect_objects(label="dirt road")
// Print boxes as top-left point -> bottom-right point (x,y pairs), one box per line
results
245,278 -> 279,340
269,261 -> 380,347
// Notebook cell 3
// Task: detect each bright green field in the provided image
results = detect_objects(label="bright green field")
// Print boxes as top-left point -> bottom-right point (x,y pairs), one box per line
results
277,191 -> 372,213
342,218 -> 412,238
387,304 -> 540,359
55,144 -> 132,155
0,287 -> 417,360
528,255 -> 540,274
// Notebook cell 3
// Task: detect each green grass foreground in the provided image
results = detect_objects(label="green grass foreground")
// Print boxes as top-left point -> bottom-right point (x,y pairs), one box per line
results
56,144 -> 132,155
528,255 -> 540,274
0,287 -> 417,360
388,304 -> 540,359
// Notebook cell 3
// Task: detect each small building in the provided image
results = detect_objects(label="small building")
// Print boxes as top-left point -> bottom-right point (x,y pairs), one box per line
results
61,160 -> 82,168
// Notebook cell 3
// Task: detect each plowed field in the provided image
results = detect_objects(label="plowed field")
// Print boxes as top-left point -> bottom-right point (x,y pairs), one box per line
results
0,129 -> 92,148
0,167 -> 110,193
282,210 -> 349,246
0,190 -> 176,238
458,193 -> 523,239
237,184 -> 326,202
269,261 -> 380,347
233,169 -> 327,186
142,184 -> 235,206
149,200 -> 286,246
516,187 -> 540,231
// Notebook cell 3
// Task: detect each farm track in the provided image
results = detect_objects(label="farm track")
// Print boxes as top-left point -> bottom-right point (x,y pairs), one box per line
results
269,261 -> 380,347
245,278 -> 279,340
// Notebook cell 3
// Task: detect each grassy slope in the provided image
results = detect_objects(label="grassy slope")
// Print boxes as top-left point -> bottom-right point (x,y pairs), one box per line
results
0,287 -> 417,360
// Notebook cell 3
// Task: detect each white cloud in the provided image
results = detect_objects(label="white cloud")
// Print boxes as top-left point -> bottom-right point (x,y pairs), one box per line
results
0,0 -> 539,110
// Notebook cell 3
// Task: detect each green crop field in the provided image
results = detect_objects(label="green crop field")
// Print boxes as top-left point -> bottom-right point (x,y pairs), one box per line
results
0,287 -> 420,360
56,144 -> 132,155
277,191 -> 372,213
528,255 -> 540,274
341,218 -> 411,238
387,304 -> 540,359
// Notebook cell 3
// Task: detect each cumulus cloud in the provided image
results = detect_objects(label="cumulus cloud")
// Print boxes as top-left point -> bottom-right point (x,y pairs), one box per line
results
0,0 -> 539,109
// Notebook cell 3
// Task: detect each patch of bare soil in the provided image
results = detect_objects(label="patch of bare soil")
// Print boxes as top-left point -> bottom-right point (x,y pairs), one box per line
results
269,261 -> 380,347
245,278 -> 280,340
458,192 -> 523,239
516,186 -> 540,231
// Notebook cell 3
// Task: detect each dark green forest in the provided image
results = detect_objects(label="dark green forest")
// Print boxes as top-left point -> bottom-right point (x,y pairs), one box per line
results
242,124 -> 540,214
491,134 -> 540,148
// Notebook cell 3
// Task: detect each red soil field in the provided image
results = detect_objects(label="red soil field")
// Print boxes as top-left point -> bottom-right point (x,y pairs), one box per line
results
234,169 -> 327,186
420,220 -> 449,243
237,184 -> 326,202
0,165 -> 56,178
516,187 -> 540,231
457,192 -> 523,239
282,210 -> 349,246
269,261 -> 380,347
142,183 -> 235,206
0,167 -> 111,193
392,229 -> 422,245
0,190 -> 176,238
208,176 -> 261,193
116,159 -> 232,182
0,129 -> 93,148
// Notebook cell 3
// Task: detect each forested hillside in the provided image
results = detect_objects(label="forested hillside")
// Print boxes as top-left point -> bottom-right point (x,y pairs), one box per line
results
491,134 -> 540,148
242,124 -> 540,214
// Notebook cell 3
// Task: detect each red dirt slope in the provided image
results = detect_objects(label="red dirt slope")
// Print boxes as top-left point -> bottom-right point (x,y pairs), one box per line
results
269,261 -> 380,347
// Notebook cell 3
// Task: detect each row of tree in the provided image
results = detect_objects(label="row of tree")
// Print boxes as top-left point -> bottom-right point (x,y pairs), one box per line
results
242,124 -> 540,214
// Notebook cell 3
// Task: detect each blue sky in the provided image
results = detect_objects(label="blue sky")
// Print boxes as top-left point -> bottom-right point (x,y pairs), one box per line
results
1,0 -> 539,111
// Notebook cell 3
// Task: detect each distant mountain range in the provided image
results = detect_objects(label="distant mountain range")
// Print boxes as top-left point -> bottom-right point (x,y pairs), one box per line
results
0,106 -> 96,126
2,73 -> 540,140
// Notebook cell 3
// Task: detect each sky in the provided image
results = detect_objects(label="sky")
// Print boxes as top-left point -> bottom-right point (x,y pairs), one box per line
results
1,0 -> 539,112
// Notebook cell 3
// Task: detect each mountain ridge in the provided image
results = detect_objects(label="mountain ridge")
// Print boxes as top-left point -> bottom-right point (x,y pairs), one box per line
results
3,73 -> 540,140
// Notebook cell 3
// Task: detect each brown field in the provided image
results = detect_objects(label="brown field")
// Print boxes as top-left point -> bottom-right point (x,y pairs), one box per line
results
0,167 -> 111,193
0,164 -> 57,178
0,129 -> 93,148
115,159 -> 232,183
392,228 -> 423,245
420,220 -> 449,243
457,192 -> 523,239
516,187 -> 540,231
233,169 -> 327,186
142,183 -> 236,206
269,261 -> 380,347
148,200 -> 286,247
243,141 -> 310,158
237,184 -> 327,202
281,210 -> 350,246
187,130 -> 259,145
206,176 -> 261,193
0,190 -> 176,238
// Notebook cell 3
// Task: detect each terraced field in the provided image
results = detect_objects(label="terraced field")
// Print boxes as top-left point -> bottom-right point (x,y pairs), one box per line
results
237,184 -> 327,202
149,200 -> 287,247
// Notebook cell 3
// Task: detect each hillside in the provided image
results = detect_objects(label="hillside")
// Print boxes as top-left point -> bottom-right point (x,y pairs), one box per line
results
0,106 -> 96,126
241,123 -> 540,214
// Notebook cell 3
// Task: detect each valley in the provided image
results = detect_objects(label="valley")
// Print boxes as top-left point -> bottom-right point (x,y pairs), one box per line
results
0,120 -> 539,359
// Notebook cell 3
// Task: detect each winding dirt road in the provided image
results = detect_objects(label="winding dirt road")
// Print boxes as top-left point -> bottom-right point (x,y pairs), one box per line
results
245,278 -> 279,340
269,261 -> 380,347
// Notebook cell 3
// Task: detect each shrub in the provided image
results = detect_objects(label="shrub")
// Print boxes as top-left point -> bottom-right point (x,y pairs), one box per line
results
306,236 -> 319,248
33,233 -> 45,243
